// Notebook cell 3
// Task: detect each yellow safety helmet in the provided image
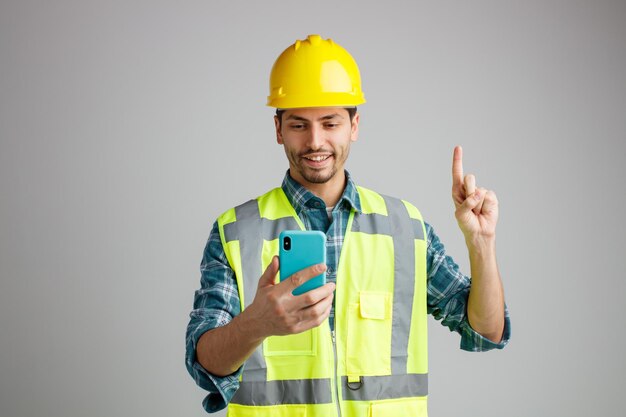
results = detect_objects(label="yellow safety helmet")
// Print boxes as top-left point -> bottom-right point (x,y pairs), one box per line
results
267,34 -> 366,108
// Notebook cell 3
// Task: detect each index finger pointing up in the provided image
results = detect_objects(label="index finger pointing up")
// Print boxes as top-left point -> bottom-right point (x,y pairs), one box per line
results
452,145 -> 464,186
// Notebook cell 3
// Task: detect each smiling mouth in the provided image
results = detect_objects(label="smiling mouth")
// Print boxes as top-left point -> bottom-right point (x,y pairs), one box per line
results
303,154 -> 331,162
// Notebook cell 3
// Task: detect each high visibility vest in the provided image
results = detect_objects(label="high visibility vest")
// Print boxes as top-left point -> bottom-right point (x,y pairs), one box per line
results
217,186 -> 429,417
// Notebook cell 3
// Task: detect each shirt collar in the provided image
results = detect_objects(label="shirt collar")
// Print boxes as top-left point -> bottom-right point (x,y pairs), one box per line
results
281,170 -> 362,215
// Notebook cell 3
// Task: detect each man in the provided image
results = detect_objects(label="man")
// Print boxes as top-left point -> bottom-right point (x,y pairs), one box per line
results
186,34 -> 510,416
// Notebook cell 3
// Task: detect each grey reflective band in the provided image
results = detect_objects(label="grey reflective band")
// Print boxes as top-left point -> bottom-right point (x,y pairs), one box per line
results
341,373 -> 428,401
227,200 -> 262,309
224,216 -> 301,243
222,198 -> 301,382
227,200 -> 266,381
231,378 -> 333,406
382,195 -> 417,375
351,211 -> 424,240
351,197 -> 422,375
351,212 -> 391,235
412,217 -> 425,240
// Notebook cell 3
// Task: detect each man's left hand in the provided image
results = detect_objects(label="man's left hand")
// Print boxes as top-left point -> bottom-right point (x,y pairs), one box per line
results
451,145 -> 499,244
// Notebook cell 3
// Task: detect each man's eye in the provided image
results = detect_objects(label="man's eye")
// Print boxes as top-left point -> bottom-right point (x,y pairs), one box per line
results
324,123 -> 339,129
290,124 -> 305,130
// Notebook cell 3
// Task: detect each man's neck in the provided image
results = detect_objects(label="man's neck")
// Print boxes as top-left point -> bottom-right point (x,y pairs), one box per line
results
289,169 -> 346,208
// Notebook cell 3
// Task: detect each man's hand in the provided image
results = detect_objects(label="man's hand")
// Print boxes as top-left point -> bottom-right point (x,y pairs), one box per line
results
244,256 -> 335,338
451,145 -> 499,245
197,256 -> 335,376
451,145 -> 505,343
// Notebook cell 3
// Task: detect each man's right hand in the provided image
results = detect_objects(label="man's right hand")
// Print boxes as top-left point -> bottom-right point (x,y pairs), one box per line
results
243,256 -> 335,339
196,256 -> 335,377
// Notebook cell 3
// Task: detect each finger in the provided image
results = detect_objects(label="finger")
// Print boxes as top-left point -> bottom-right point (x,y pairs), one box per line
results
295,282 -> 335,307
293,297 -> 334,333
464,174 -> 476,197
303,292 -> 334,322
481,189 -> 499,215
473,187 -> 487,215
452,146 -> 464,187
318,302 -> 333,325
257,256 -> 279,288
278,263 -> 327,294
456,188 -> 482,219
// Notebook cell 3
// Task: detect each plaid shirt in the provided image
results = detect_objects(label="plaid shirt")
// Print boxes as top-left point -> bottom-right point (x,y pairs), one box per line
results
186,171 -> 511,413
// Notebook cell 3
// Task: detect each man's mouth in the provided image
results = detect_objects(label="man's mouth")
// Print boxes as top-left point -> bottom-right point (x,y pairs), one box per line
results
301,153 -> 333,168
303,154 -> 331,162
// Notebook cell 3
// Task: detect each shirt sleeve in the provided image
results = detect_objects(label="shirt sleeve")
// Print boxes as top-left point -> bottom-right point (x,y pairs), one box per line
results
425,222 -> 511,352
185,221 -> 243,413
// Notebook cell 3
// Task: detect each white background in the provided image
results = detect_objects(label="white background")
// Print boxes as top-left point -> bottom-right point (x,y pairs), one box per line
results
1,1 -> 625,416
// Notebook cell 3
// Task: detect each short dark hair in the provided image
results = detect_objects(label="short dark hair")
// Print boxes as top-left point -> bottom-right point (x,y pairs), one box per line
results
276,107 -> 357,127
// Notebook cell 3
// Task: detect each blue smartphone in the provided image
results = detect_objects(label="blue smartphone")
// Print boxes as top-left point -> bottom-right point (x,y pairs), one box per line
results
279,230 -> 326,296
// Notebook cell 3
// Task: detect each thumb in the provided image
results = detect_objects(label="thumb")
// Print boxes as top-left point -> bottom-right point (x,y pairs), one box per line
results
258,256 -> 280,288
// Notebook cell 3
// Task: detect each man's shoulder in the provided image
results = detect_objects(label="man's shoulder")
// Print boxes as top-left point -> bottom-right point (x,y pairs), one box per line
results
353,184 -> 413,202
354,185 -> 422,216
215,187 -> 284,221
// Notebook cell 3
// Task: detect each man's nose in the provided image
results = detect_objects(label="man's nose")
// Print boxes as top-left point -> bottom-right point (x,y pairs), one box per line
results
306,125 -> 325,150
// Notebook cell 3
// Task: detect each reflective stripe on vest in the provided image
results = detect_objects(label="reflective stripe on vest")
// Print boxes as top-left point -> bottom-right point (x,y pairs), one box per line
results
341,373 -> 428,401
231,378 -> 332,406
217,187 -> 428,412
352,195 -> 425,375
222,198 -> 301,382
229,373 -> 429,406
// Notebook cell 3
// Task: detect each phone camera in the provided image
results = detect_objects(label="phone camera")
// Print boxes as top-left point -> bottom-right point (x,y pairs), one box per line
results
283,236 -> 291,251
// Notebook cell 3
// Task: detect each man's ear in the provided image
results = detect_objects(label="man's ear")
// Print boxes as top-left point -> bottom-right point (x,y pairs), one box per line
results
274,115 -> 283,144
350,113 -> 360,142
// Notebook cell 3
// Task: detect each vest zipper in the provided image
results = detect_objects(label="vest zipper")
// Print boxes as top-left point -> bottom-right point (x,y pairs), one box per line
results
331,328 -> 342,417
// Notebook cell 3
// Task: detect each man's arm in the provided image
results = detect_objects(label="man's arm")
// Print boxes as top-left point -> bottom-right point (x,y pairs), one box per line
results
196,257 -> 335,377
465,236 -> 505,342
425,222 -> 509,350
185,222 -> 243,412
451,146 -> 506,343
196,302 -> 265,377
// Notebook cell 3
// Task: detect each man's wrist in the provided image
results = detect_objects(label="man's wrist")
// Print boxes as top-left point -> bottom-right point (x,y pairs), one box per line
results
234,306 -> 268,344
465,233 -> 496,256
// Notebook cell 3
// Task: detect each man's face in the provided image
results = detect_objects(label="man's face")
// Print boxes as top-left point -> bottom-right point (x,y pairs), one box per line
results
275,107 -> 359,187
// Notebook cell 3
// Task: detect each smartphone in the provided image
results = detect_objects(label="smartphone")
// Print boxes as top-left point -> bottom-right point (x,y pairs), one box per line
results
279,230 -> 326,296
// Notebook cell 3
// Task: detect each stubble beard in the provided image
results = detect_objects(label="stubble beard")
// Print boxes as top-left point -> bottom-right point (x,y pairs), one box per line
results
288,149 -> 338,184
298,165 -> 337,184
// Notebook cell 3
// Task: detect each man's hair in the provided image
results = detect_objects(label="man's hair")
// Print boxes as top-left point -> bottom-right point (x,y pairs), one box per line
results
275,107 -> 358,127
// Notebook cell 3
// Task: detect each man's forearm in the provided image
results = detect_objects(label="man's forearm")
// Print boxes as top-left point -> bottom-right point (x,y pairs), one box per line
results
466,235 -> 505,343
196,308 -> 265,377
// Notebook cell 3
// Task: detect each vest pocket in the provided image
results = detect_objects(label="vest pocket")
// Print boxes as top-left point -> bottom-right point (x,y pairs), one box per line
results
346,291 -> 392,375
264,328 -> 317,356
369,397 -> 427,417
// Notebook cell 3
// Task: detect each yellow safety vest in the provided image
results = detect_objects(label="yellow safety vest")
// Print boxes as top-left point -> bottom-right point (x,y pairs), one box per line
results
217,186 -> 428,417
